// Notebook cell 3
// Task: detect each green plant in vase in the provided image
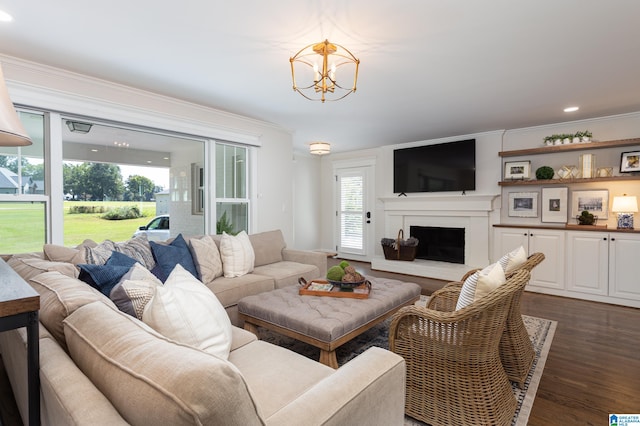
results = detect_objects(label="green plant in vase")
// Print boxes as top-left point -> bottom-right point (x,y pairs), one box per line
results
577,210 -> 595,225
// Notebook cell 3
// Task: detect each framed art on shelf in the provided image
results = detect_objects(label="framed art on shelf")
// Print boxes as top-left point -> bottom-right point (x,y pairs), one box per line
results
504,161 -> 531,180
508,192 -> 538,217
571,189 -> 609,219
541,187 -> 569,223
620,151 -> 640,173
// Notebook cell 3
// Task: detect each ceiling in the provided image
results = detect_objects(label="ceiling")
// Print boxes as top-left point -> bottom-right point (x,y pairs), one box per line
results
1,1 -> 640,154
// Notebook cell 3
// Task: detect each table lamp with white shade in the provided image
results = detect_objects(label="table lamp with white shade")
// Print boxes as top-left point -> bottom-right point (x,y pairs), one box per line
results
611,194 -> 638,229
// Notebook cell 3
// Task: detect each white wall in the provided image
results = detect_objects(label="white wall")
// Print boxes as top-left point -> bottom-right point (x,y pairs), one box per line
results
314,131 -> 504,258
292,152 -> 322,250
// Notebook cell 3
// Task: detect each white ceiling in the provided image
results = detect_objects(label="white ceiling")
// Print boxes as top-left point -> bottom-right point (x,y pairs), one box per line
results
1,1 -> 640,154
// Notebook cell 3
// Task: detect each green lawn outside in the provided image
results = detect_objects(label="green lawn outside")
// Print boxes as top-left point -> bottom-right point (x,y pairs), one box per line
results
0,201 -> 157,254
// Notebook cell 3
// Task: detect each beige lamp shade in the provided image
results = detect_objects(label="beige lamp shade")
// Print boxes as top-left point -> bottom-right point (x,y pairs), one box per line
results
612,195 -> 639,213
0,65 -> 32,146
310,141 -> 331,155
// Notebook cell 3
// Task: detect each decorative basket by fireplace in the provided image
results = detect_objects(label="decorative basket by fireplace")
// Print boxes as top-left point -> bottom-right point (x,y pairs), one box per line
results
381,229 -> 419,261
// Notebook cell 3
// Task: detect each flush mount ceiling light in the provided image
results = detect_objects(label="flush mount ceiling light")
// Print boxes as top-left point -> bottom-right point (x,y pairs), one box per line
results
66,120 -> 93,134
0,65 -> 32,146
564,106 -> 579,112
309,141 -> 331,155
290,39 -> 359,103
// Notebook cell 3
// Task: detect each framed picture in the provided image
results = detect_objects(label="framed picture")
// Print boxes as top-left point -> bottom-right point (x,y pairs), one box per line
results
620,151 -> 640,173
508,192 -> 538,217
504,161 -> 531,180
541,187 -> 569,223
571,189 -> 609,219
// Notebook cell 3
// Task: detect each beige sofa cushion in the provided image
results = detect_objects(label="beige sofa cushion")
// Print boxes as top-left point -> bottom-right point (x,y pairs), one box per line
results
252,261 -> 319,289
229,339 -> 333,419
7,255 -> 79,281
40,337 -> 129,425
249,229 -> 286,267
206,274 -> 275,309
43,244 -> 86,265
29,271 -> 116,351
189,234 -> 223,284
220,231 -> 255,277
64,302 -> 264,426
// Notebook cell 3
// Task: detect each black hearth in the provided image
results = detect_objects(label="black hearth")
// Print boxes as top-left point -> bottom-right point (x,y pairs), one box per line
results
410,225 -> 465,264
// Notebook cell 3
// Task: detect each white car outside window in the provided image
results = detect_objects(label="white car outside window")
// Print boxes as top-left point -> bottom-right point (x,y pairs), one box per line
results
133,215 -> 170,241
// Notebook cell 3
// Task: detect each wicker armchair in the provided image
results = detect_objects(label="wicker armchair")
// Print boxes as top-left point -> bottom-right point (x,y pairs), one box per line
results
429,252 -> 545,387
389,269 -> 531,426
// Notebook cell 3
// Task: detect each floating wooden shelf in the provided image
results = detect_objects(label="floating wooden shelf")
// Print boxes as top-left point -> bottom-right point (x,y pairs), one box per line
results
499,175 -> 640,186
498,138 -> 640,157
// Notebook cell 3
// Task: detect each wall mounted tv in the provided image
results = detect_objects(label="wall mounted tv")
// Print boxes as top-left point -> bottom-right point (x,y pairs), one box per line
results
393,139 -> 476,194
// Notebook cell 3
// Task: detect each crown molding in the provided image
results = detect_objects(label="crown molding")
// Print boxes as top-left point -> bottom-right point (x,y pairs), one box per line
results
0,55 -> 277,146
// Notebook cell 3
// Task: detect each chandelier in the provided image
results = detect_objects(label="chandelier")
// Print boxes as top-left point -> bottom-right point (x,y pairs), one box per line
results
290,39 -> 360,103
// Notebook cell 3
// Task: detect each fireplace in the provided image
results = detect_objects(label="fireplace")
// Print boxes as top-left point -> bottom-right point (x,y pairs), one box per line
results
410,225 -> 465,264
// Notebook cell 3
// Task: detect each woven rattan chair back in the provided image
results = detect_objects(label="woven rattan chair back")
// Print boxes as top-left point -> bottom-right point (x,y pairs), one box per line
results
389,269 -> 530,426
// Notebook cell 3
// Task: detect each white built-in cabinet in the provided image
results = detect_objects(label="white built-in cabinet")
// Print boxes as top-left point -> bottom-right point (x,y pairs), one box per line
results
495,226 -> 640,308
494,227 -> 565,291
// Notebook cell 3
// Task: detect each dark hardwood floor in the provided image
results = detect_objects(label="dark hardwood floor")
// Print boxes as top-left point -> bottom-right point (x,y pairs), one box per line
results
1,259 -> 638,425
333,259 -> 640,426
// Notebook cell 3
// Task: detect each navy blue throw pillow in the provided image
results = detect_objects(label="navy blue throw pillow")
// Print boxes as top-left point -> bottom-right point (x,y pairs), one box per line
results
149,233 -> 199,282
78,252 -> 138,296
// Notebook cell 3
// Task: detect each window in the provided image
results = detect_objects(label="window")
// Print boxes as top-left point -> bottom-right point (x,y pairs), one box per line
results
215,142 -> 249,234
0,110 -> 48,253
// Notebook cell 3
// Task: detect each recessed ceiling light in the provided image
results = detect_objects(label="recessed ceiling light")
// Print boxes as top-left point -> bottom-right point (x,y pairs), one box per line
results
91,149 -> 98,152
0,10 -> 14,22
564,106 -> 579,112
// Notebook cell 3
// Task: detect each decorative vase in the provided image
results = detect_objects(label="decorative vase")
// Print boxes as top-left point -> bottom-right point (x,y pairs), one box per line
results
554,139 -> 562,145
573,137 -> 580,143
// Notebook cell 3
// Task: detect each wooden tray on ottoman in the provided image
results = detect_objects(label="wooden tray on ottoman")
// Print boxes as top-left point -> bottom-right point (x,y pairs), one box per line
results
299,279 -> 371,299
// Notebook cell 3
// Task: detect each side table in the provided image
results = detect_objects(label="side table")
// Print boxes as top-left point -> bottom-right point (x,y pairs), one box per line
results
0,258 -> 40,426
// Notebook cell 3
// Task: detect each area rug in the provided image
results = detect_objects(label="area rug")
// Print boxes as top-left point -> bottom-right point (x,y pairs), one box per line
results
258,303 -> 557,426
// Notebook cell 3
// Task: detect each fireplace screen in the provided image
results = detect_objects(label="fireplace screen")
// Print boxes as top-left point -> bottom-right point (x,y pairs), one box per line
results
410,226 -> 465,264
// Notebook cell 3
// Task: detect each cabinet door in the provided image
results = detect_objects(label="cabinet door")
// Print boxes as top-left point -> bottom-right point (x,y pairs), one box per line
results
528,230 -> 565,290
494,228 -> 529,260
566,232 -> 608,295
609,233 -> 640,301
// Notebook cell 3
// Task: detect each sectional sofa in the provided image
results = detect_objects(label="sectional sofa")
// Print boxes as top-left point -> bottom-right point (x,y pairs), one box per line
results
0,229 -> 407,425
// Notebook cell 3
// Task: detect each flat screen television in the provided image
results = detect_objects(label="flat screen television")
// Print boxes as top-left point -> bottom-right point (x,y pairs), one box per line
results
393,139 -> 476,193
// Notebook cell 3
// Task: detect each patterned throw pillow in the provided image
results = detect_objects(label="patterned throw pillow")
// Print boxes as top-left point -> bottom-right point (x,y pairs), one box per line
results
149,233 -> 199,282
455,262 -> 506,310
189,235 -> 223,285
498,245 -> 528,274
219,231 -> 255,278
84,234 -> 155,270
110,263 -> 162,319
78,252 -> 139,296
142,264 -> 233,360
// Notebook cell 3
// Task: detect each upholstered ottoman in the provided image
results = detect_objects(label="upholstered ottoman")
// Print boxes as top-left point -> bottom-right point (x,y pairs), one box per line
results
238,276 -> 421,368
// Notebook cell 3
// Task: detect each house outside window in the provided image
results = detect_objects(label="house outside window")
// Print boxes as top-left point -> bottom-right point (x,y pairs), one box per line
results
0,110 -> 48,253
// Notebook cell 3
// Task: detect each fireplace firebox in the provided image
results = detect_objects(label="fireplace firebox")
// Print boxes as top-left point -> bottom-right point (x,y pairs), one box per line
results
410,225 -> 465,264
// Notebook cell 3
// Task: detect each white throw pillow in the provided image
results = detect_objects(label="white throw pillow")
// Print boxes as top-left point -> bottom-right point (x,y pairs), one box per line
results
499,246 -> 528,274
142,264 -> 233,359
455,262 -> 506,310
189,235 -> 223,285
219,231 -> 255,278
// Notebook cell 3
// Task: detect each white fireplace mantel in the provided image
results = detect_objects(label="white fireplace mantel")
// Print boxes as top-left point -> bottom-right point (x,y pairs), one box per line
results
373,194 -> 499,281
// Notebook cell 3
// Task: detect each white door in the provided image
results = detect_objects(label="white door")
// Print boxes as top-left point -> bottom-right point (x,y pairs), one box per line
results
335,166 -> 374,259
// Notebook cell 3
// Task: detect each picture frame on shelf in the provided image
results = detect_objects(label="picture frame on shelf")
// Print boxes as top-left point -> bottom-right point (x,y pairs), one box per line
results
620,150 -> 640,173
504,161 -> 531,180
508,192 -> 538,217
541,187 -> 569,223
571,189 -> 609,219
